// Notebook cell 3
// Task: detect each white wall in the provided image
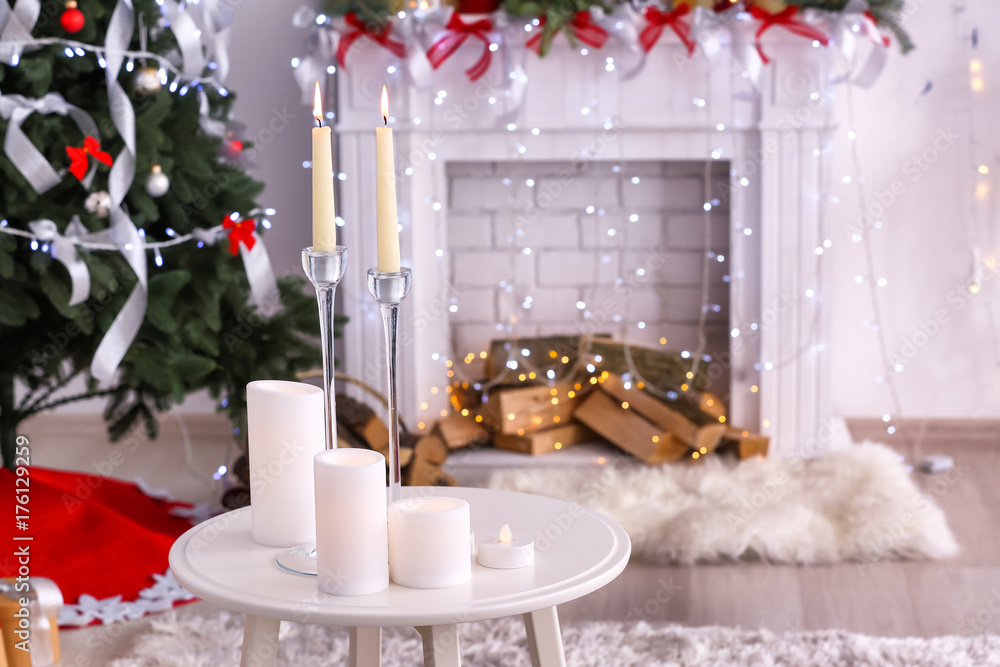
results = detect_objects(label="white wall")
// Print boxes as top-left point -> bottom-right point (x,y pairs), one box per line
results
825,1 -> 1000,419
227,0 -> 316,278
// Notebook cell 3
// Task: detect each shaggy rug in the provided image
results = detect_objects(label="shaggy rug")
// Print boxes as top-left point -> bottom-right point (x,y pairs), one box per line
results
112,611 -> 1000,667
488,443 -> 959,565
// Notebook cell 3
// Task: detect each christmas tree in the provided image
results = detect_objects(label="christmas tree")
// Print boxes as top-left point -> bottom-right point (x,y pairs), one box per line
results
0,0 -> 328,467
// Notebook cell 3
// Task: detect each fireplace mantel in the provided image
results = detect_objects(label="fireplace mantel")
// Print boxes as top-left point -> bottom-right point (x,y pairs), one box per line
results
333,33 -> 837,456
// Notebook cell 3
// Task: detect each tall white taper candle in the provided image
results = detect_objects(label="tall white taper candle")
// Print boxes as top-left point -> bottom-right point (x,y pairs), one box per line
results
376,86 -> 401,272
312,82 -> 337,251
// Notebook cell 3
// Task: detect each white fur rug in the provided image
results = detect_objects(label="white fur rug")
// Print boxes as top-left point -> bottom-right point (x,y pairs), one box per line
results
112,611 -> 1000,667
489,443 -> 959,564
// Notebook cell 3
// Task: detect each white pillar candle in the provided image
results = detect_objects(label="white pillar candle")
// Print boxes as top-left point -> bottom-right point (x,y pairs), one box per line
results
247,380 -> 326,547
388,497 -> 471,589
314,448 -> 389,596
477,524 -> 535,569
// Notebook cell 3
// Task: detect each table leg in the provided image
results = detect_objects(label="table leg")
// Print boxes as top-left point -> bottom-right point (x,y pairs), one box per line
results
416,624 -> 461,667
523,606 -> 566,667
241,614 -> 281,667
349,627 -> 382,667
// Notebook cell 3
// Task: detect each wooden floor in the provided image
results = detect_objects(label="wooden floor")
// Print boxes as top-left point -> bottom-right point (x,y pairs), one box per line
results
23,413 -> 998,662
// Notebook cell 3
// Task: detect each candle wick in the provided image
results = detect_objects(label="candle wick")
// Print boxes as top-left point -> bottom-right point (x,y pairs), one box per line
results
315,117 -> 322,129
383,115 -> 387,126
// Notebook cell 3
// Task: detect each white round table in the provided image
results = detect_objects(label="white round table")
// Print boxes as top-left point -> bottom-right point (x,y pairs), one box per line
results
169,486 -> 631,667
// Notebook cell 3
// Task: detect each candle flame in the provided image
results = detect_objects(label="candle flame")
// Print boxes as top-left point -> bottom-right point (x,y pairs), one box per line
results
499,524 -> 512,543
381,85 -> 388,125
313,82 -> 323,125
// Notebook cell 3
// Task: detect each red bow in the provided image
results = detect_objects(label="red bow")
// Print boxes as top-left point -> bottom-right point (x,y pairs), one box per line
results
640,6 -> 695,56
222,217 -> 256,256
426,13 -> 494,82
337,12 -> 406,68
66,136 -> 113,181
527,12 -> 609,55
748,6 -> 831,65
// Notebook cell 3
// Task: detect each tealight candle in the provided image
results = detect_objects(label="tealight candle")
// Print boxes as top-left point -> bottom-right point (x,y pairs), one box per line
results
388,496 -> 471,589
476,524 -> 535,569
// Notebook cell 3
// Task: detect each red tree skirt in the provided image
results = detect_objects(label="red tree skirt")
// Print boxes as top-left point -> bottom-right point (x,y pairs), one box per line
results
0,467 -> 200,625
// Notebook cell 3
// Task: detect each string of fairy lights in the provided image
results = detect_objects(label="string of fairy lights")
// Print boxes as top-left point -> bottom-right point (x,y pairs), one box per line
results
342,54 -> 742,436
960,5 -> 1000,373
299,40 -> 833,439
833,0 -> 998,442
4,36 -> 230,96
294,7 -> 995,443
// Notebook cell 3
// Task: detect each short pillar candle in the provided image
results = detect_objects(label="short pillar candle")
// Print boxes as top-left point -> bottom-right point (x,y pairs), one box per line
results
314,448 -> 390,596
247,380 -> 325,547
388,497 -> 472,589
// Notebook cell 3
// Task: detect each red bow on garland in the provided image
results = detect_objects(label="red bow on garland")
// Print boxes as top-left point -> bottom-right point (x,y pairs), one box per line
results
66,136 -> 113,181
748,6 -> 830,64
222,217 -> 256,256
426,13 -> 494,82
640,6 -> 695,56
336,12 -> 406,68
526,12 -> 608,55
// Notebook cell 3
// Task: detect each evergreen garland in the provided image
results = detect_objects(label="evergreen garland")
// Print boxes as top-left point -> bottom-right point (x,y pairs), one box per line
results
321,0 -> 912,55
0,0 -> 330,467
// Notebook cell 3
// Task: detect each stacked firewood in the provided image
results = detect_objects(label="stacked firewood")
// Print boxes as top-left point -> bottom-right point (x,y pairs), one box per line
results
336,392 -> 456,486
434,335 -> 768,464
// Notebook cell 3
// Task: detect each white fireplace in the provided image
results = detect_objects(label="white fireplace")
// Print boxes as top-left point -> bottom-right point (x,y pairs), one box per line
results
333,32 -> 836,456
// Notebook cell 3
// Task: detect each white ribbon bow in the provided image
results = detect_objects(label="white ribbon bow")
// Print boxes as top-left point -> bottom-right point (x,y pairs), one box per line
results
27,219 -> 91,306
0,91 -> 102,193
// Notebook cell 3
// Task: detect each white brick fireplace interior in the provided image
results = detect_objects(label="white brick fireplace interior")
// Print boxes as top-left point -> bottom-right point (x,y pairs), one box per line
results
335,35 -> 837,455
446,160 -> 730,397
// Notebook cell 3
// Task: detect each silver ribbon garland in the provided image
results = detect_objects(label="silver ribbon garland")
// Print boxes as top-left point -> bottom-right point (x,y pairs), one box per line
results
0,91 -> 102,193
28,218 -> 91,305
0,217 -> 281,318
729,12 -> 765,89
399,11 -> 434,90
0,0 -> 40,63
91,0 -> 145,383
193,0 -> 233,82
293,7 -> 337,106
240,230 -> 280,317
164,0 -> 205,79
1,0 -> 279,380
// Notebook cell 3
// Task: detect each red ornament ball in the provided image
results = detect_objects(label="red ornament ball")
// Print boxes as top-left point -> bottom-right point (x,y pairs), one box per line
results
61,2 -> 85,33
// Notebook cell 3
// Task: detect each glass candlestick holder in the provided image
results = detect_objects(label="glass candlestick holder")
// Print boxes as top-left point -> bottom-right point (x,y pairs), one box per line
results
301,246 -> 348,451
367,267 -> 412,505
275,245 -> 347,577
